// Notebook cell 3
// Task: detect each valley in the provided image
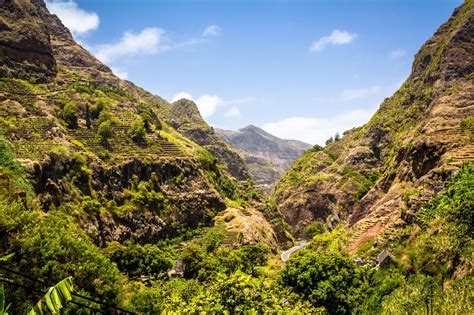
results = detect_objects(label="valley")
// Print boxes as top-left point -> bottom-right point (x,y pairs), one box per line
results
0,0 -> 472,313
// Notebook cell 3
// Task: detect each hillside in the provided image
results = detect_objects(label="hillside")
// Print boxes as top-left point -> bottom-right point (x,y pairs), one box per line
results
0,0 -> 291,312
275,0 -> 473,247
216,125 -> 311,187
0,0 -> 472,313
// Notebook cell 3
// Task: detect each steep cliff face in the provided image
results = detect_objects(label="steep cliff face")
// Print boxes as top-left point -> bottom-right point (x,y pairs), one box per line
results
0,0 -> 57,81
0,0 -> 282,251
165,98 -> 251,181
275,1 -> 474,249
216,125 -> 311,187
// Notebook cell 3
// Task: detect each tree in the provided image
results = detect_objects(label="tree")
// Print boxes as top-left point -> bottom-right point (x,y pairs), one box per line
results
85,104 -> 91,129
280,251 -> 363,314
62,102 -> 78,128
325,136 -> 334,146
98,121 -> 114,145
334,132 -> 341,142
304,221 -> 327,239
128,118 -> 146,142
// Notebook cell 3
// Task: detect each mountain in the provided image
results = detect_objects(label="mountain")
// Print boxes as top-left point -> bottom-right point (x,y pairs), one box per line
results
0,0 -> 472,313
216,125 -> 311,187
165,99 -> 251,181
0,0 -> 291,311
275,0 -> 474,247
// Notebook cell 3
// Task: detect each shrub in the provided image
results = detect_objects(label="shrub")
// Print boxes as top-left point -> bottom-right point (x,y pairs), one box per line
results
280,251 -> 364,314
304,221 -> 327,239
108,244 -> 174,278
97,121 -> 114,144
62,102 -> 78,128
128,118 -> 146,142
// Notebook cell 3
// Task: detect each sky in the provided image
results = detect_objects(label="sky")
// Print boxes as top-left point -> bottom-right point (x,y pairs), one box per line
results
46,0 -> 463,145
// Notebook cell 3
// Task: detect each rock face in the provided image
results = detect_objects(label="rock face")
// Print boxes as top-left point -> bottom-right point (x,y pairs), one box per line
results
165,99 -> 252,181
0,0 -> 57,81
274,1 -> 474,249
216,125 -> 311,187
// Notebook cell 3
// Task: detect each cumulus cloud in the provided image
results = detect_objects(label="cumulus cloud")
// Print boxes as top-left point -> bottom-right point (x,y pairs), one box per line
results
46,0 -> 99,35
203,25 -> 222,37
94,28 -> 166,63
262,108 -> 376,145
224,106 -> 241,118
389,48 -> 407,59
310,29 -> 357,52
171,92 -> 222,118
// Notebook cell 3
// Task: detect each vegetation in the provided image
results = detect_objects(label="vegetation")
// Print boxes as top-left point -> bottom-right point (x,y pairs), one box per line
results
97,120 -> 114,144
127,118 -> 146,142
61,101 -> 78,128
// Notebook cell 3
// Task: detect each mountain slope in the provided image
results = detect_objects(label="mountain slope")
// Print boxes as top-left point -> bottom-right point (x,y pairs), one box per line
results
216,125 -> 311,187
165,99 -> 251,181
275,0 -> 474,250
0,0 -> 291,311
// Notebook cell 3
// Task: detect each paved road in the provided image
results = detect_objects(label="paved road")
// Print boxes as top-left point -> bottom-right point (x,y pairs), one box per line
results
281,240 -> 308,262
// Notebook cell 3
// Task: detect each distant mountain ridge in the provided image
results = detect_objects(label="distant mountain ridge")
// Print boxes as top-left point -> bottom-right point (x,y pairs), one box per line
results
216,125 -> 311,187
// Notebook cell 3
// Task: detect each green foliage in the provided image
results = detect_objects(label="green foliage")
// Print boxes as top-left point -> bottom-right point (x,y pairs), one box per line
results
61,102 -> 78,129
325,136 -> 334,146
356,164 -> 474,314
0,136 -> 32,194
108,243 -> 173,278
304,221 -> 327,239
123,181 -> 168,213
356,171 -> 381,201
90,95 -> 112,119
127,118 -> 146,142
0,202 -> 121,308
280,250 -> 365,314
418,164 -> 473,230
0,284 -> 10,315
460,117 -> 474,141
28,277 -> 74,315
97,121 -> 114,144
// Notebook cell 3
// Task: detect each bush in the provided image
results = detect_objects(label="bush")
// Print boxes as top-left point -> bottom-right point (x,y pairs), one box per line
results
62,102 -> 78,128
97,121 -> 114,144
280,251 -> 364,314
109,244 -> 174,278
128,118 -> 146,142
304,221 -> 327,239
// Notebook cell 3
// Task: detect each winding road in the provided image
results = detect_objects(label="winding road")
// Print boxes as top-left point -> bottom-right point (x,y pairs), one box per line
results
281,240 -> 308,262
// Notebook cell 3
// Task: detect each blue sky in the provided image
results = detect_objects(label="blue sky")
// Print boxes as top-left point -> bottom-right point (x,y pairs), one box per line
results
46,0 -> 463,145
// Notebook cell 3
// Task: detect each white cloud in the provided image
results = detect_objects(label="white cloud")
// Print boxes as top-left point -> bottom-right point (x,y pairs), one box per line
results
262,108 -> 376,145
110,67 -> 128,80
171,92 -> 194,103
94,28 -> 166,63
203,25 -> 222,37
46,0 -> 99,35
171,92 -> 222,118
389,49 -> 407,59
340,85 -> 381,101
224,106 -> 241,118
310,29 -> 357,52
312,85 -> 382,104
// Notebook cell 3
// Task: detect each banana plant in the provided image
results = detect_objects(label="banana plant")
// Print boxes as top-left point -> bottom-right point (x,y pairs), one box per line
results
28,277 -> 74,315
0,284 -> 10,315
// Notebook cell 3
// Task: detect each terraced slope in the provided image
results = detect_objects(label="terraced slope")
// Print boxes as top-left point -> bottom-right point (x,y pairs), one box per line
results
0,0 -> 284,248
